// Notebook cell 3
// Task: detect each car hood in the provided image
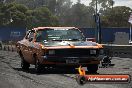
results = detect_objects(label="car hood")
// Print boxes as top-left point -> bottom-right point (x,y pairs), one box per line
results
41,41 -> 98,47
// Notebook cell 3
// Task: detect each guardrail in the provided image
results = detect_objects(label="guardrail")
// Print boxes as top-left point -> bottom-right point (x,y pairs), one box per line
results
1,43 -> 132,58
102,44 -> 132,58
0,44 -> 16,52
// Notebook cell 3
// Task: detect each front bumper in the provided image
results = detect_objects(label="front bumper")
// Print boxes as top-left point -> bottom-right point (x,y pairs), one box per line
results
39,55 -> 104,66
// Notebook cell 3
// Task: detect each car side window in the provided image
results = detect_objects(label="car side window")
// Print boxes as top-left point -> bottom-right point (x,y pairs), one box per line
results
36,31 -> 43,42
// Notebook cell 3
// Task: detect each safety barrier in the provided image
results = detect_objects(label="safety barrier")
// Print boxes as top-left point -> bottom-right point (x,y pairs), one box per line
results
1,43 -> 132,58
103,44 -> 132,58
0,44 -> 16,52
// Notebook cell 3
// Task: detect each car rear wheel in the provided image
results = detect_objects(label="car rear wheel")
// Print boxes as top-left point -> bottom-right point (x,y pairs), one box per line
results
20,54 -> 30,70
87,64 -> 98,73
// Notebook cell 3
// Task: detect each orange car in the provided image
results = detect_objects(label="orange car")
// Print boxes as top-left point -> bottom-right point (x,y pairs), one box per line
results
16,27 -> 104,73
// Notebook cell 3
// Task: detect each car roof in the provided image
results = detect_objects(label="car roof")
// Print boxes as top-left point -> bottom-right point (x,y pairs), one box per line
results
32,27 -> 77,31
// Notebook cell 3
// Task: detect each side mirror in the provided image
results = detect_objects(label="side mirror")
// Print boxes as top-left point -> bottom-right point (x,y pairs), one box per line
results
86,38 -> 96,42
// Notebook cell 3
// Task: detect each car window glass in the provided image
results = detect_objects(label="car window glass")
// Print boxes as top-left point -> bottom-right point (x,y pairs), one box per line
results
35,29 -> 85,42
36,31 -> 46,42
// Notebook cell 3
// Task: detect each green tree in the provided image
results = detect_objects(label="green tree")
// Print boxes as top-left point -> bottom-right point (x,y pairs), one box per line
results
27,7 -> 59,28
1,0 -> 15,3
90,0 -> 114,12
55,0 -> 73,25
65,3 -> 95,27
15,0 -> 46,9
0,2 -> 59,28
101,6 -> 132,27
13,0 -> 73,26
0,3 -> 29,27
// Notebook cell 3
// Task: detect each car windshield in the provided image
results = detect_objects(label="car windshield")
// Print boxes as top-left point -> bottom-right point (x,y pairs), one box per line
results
35,28 -> 85,42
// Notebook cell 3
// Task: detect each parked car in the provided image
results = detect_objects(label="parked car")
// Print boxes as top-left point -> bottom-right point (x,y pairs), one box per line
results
16,27 -> 104,73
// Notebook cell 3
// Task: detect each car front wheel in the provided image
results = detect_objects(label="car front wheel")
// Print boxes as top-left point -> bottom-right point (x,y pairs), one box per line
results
20,55 -> 30,70
35,58 -> 43,73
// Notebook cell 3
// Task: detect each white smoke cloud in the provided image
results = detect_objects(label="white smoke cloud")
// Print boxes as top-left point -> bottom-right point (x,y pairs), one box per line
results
114,0 -> 132,8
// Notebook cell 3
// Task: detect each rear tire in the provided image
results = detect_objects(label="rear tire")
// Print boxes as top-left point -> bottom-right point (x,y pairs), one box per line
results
87,64 -> 98,73
20,54 -> 30,70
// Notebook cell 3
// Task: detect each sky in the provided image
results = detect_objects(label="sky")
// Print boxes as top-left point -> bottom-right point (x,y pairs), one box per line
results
72,0 -> 132,9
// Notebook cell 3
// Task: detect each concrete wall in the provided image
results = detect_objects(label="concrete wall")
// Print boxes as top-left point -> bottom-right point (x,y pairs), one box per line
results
103,44 -> 132,58
114,32 -> 129,45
